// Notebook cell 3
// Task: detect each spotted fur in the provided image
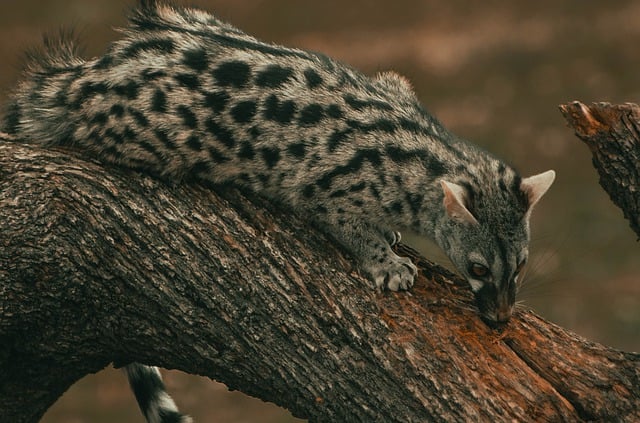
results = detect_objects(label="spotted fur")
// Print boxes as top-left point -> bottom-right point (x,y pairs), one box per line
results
4,1 -> 554,421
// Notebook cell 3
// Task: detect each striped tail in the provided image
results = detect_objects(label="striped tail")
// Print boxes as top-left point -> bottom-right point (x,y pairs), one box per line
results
124,363 -> 192,423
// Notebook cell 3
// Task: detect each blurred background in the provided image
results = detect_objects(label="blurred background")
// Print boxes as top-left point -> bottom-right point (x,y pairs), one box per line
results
1,0 -> 638,421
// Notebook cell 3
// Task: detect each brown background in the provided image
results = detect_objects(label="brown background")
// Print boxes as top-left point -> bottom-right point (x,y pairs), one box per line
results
1,1 -> 638,422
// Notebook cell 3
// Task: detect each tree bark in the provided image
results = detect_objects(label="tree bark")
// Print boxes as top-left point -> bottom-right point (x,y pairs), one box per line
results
559,101 -> 640,239
0,137 -> 638,423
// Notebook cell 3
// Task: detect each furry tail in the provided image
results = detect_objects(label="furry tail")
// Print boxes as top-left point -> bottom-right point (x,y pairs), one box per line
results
124,363 -> 192,423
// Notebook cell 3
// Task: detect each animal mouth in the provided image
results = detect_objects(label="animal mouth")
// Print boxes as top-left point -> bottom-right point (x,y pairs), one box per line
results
479,306 -> 513,327
481,314 -> 509,328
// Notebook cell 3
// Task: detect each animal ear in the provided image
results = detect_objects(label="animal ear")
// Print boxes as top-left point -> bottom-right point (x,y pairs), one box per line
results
520,170 -> 555,214
440,180 -> 478,225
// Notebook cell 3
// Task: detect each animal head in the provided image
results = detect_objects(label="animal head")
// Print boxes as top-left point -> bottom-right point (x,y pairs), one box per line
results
437,170 -> 555,325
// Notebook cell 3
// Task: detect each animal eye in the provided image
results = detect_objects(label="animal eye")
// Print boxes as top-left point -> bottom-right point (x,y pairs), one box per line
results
515,259 -> 526,275
469,263 -> 490,278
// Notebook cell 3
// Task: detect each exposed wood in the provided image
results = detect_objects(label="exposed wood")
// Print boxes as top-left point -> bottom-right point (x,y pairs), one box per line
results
559,101 -> 640,238
1,139 -> 638,422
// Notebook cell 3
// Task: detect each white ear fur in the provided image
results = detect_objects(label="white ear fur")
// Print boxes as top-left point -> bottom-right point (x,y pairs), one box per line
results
521,170 -> 556,214
440,180 -> 479,225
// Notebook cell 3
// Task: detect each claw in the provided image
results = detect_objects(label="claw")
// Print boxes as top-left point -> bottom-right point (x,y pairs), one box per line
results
367,253 -> 416,291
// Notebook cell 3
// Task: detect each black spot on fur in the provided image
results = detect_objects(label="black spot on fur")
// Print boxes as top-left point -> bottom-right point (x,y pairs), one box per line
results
186,134 -> 202,151
327,128 -> 354,152
151,89 -> 167,113
110,104 -> 125,117
122,38 -> 175,58
369,185 -> 381,200
54,89 -> 68,107
255,64 -> 293,88
208,146 -> 230,163
230,100 -> 257,123
176,105 -> 198,128
123,126 -> 137,141
287,143 -> 306,158
511,175 -> 528,212
343,94 -> 393,112
204,91 -> 230,113
326,104 -> 344,119
113,80 -> 140,100
90,112 -> 108,125
93,54 -> 114,69
298,104 -> 325,125
264,95 -> 296,124
249,126 -> 261,139
303,68 -> 323,88
346,119 -> 397,133
398,118 -> 422,133
390,201 -> 404,214
349,181 -> 366,192
105,128 -> 124,144
385,145 -> 447,176
154,128 -> 176,149
104,146 -> 122,159
71,81 -> 108,109
83,81 -> 109,97
139,140 -> 162,163
374,119 -> 396,132
499,178 -> 508,193
212,61 -> 251,88
205,118 -> 235,148
237,141 -> 255,159
316,149 -> 382,189
175,73 -> 200,89
497,162 -> 507,175
87,129 -> 102,143
191,160 -> 211,175
426,157 -> 448,177
302,184 -> 315,198
261,147 -> 281,168
128,107 -> 149,127
406,192 -> 424,215
329,189 -> 347,198
182,48 -> 209,71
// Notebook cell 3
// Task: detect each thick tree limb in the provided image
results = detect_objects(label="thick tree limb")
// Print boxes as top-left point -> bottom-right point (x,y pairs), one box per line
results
0,139 -> 638,422
559,101 -> 640,239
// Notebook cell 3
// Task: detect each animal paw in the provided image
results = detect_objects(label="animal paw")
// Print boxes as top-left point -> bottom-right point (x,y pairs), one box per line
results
367,253 -> 417,291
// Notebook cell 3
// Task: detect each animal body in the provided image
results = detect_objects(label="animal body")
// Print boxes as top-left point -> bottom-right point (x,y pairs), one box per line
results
4,1 -> 555,421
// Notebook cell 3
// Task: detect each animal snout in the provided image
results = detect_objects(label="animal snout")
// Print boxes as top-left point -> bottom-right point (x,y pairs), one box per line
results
496,305 -> 513,323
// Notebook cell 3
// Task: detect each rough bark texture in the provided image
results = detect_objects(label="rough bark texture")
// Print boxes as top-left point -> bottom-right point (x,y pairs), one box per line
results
560,101 -> 640,239
1,137 -> 639,422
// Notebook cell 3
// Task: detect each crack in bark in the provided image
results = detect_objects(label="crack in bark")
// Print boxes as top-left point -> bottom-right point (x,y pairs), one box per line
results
503,338 -> 593,421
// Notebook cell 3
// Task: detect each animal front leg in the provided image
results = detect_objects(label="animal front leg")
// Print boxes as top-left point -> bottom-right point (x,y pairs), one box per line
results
321,218 -> 416,291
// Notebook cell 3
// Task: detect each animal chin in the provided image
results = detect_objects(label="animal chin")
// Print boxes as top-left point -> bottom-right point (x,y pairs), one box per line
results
480,313 -> 508,328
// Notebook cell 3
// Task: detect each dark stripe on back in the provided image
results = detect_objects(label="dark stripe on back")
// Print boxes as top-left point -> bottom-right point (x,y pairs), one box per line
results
385,146 -> 448,177
316,149 -> 382,189
129,15 -> 327,63
121,38 -> 176,58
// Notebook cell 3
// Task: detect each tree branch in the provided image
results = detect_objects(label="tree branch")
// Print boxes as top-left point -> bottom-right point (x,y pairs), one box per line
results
559,101 -> 640,239
1,139 -> 638,422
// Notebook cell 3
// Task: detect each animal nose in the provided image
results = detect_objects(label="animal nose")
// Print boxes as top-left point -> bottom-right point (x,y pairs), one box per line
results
496,306 -> 512,323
